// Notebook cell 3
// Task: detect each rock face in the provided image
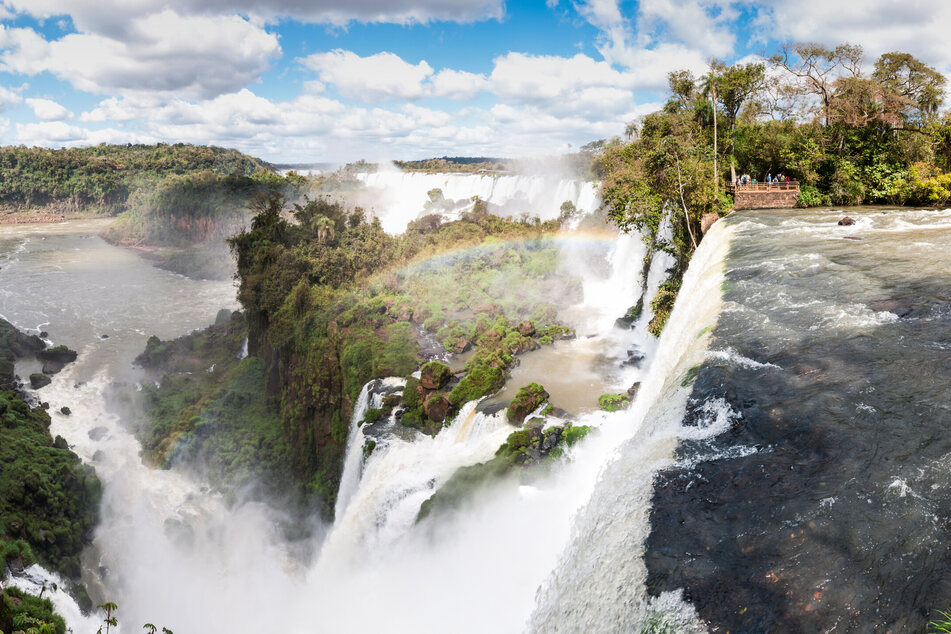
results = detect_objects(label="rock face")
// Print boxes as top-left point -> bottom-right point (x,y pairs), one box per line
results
517,320 -> 536,337
838,216 -> 856,226
29,373 -> 51,389
507,383 -> 550,426
420,360 -> 452,390
424,393 -> 450,422
701,212 -> 720,234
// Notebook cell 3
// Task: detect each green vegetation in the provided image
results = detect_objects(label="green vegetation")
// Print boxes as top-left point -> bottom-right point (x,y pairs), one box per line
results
596,43 -> 951,334
0,586 -> 66,634
138,194 -> 579,518
0,143 -> 271,217
929,610 -> 951,633
393,157 -> 510,173
417,421 -> 590,521
598,393 -> 631,412
0,318 -> 100,585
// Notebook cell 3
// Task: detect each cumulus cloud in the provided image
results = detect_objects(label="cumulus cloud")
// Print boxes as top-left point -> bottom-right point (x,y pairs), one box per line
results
0,84 -> 22,110
758,0 -> 951,72
302,50 -> 435,101
0,11 -> 280,99
16,121 -> 87,144
2,0 -> 504,31
25,97 -> 72,121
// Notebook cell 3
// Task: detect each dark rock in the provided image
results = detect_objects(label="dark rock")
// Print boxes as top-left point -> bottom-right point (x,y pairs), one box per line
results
40,401 -> 50,409
42,359 -> 66,375
92,450 -> 105,462
100,334 -> 109,339
507,383 -> 550,426
837,216 -> 856,226
214,308 -> 233,326
30,373 -> 52,389
627,382 -> 642,397
449,336 -> 470,354
60,406 -> 71,415
517,320 -> 536,337
37,345 -> 78,364
423,393 -> 450,422
88,426 -> 108,441
420,361 -> 452,390
39,331 -> 48,338
53,435 -> 69,450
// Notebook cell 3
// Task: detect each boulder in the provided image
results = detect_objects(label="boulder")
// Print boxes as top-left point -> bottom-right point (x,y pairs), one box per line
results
88,426 -> 108,441
517,320 -> 536,337
449,336 -> 470,354
420,361 -> 452,390
627,382 -> 642,397
60,406 -> 71,416
700,212 -> 720,235
423,393 -> 450,422
507,383 -> 550,426
837,216 -> 856,226
42,359 -> 66,375
30,373 -> 51,389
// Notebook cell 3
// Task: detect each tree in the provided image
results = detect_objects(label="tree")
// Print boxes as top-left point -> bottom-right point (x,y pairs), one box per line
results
701,63 -> 723,197
770,42 -> 864,125
872,52 -> 946,127
96,602 -> 118,634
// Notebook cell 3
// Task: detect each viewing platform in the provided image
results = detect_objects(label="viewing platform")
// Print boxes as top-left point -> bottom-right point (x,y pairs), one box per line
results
726,181 -> 800,210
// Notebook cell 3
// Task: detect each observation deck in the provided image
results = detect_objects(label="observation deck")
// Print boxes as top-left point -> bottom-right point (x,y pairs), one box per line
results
725,181 -> 800,210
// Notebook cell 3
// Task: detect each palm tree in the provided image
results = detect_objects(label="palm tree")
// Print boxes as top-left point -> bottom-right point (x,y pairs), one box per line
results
97,601 -> 118,634
701,63 -> 724,198
144,624 -> 158,634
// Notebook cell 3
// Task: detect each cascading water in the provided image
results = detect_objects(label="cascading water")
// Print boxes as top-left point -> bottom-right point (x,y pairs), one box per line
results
356,166 -> 599,233
1,178 -> 735,634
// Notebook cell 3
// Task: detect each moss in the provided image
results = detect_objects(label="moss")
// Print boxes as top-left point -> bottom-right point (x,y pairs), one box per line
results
648,278 -> 682,337
420,360 -> 452,390
507,382 -> 550,425
681,363 -> 702,387
598,393 -> 632,412
361,407 -> 384,426
448,360 -> 506,407
362,439 -> 377,462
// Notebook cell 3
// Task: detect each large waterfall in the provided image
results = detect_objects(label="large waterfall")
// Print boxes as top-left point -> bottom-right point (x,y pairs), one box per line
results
4,181 -> 947,632
355,168 -> 600,233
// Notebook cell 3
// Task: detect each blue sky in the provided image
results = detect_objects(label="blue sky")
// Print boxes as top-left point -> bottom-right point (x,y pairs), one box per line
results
0,0 -> 948,162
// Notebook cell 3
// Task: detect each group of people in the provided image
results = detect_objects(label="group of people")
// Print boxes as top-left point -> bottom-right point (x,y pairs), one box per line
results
735,172 -> 793,187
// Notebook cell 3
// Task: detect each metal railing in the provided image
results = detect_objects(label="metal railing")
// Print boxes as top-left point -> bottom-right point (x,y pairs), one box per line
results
726,180 -> 800,193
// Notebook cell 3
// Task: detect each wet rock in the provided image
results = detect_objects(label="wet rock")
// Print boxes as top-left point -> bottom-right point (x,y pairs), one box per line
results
42,359 -> 66,375
622,347 -> 645,368
701,212 -> 720,235
40,401 -> 50,410
60,406 -> 71,415
507,383 -> 550,426
420,360 -> 452,390
627,382 -> 642,397
837,216 -> 856,226
100,334 -> 109,339
30,373 -> 51,389
39,331 -> 48,338
38,345 -> 78,364
423,393 -> 450,422
88,426 -> 108,441
92,450 -> 105,462
449,336 -> 470,354
53,435 -> 68,450
517,320 -> 536,337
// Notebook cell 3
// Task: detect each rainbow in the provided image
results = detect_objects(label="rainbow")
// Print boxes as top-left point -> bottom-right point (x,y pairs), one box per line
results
392,228 -> 623,278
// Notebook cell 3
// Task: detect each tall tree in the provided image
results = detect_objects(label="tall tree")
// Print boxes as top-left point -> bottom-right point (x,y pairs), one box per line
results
701,63 -> 723,197
770,42 -> 864,125
872,52 -> 946,127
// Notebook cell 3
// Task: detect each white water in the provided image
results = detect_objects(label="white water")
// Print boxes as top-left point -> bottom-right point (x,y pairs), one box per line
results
356,166 -> 600,233
1,179 -> 732,633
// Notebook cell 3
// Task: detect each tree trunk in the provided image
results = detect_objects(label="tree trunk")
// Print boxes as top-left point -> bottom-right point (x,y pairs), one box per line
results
712,87 -> 719,199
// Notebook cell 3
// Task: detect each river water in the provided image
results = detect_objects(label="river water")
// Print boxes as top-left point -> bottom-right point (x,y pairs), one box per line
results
4,206 -> 945,632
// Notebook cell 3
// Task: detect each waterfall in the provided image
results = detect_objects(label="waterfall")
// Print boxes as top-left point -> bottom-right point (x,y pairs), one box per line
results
529,218 -> 733,632
355,169 -> 600,233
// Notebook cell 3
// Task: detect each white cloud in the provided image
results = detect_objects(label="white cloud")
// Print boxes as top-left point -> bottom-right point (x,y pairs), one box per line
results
430,69 -> 489,99
758,0 -> 951,73
0,84 -> 21,110
16,120 -> 87,144
302,50 -> 434,101
2,0 -> 504,30
0,12 -> 280,99
25,97 -> 72,121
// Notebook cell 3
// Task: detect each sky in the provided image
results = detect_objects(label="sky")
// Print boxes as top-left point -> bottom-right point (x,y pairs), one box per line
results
0,0 -> 949,163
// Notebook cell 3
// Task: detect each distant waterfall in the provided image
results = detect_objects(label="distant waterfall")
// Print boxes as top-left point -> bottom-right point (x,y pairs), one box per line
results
355,170 -> 600,233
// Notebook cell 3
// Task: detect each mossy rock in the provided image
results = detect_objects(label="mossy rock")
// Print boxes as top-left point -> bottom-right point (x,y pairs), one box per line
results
598,393 -> 631,412
420,360 -> 452,390
29,373 -> 51,389
507,382 -> 550,425
37,345 -> 78,364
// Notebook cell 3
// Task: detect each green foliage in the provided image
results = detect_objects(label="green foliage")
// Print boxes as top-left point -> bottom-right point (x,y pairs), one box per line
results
598,393 -> 631,412
648,278 -> 682,337
507,382 -> 550,424
796,184 -> 825,207
928,609 -> 951,633
0,587 -> 66,634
